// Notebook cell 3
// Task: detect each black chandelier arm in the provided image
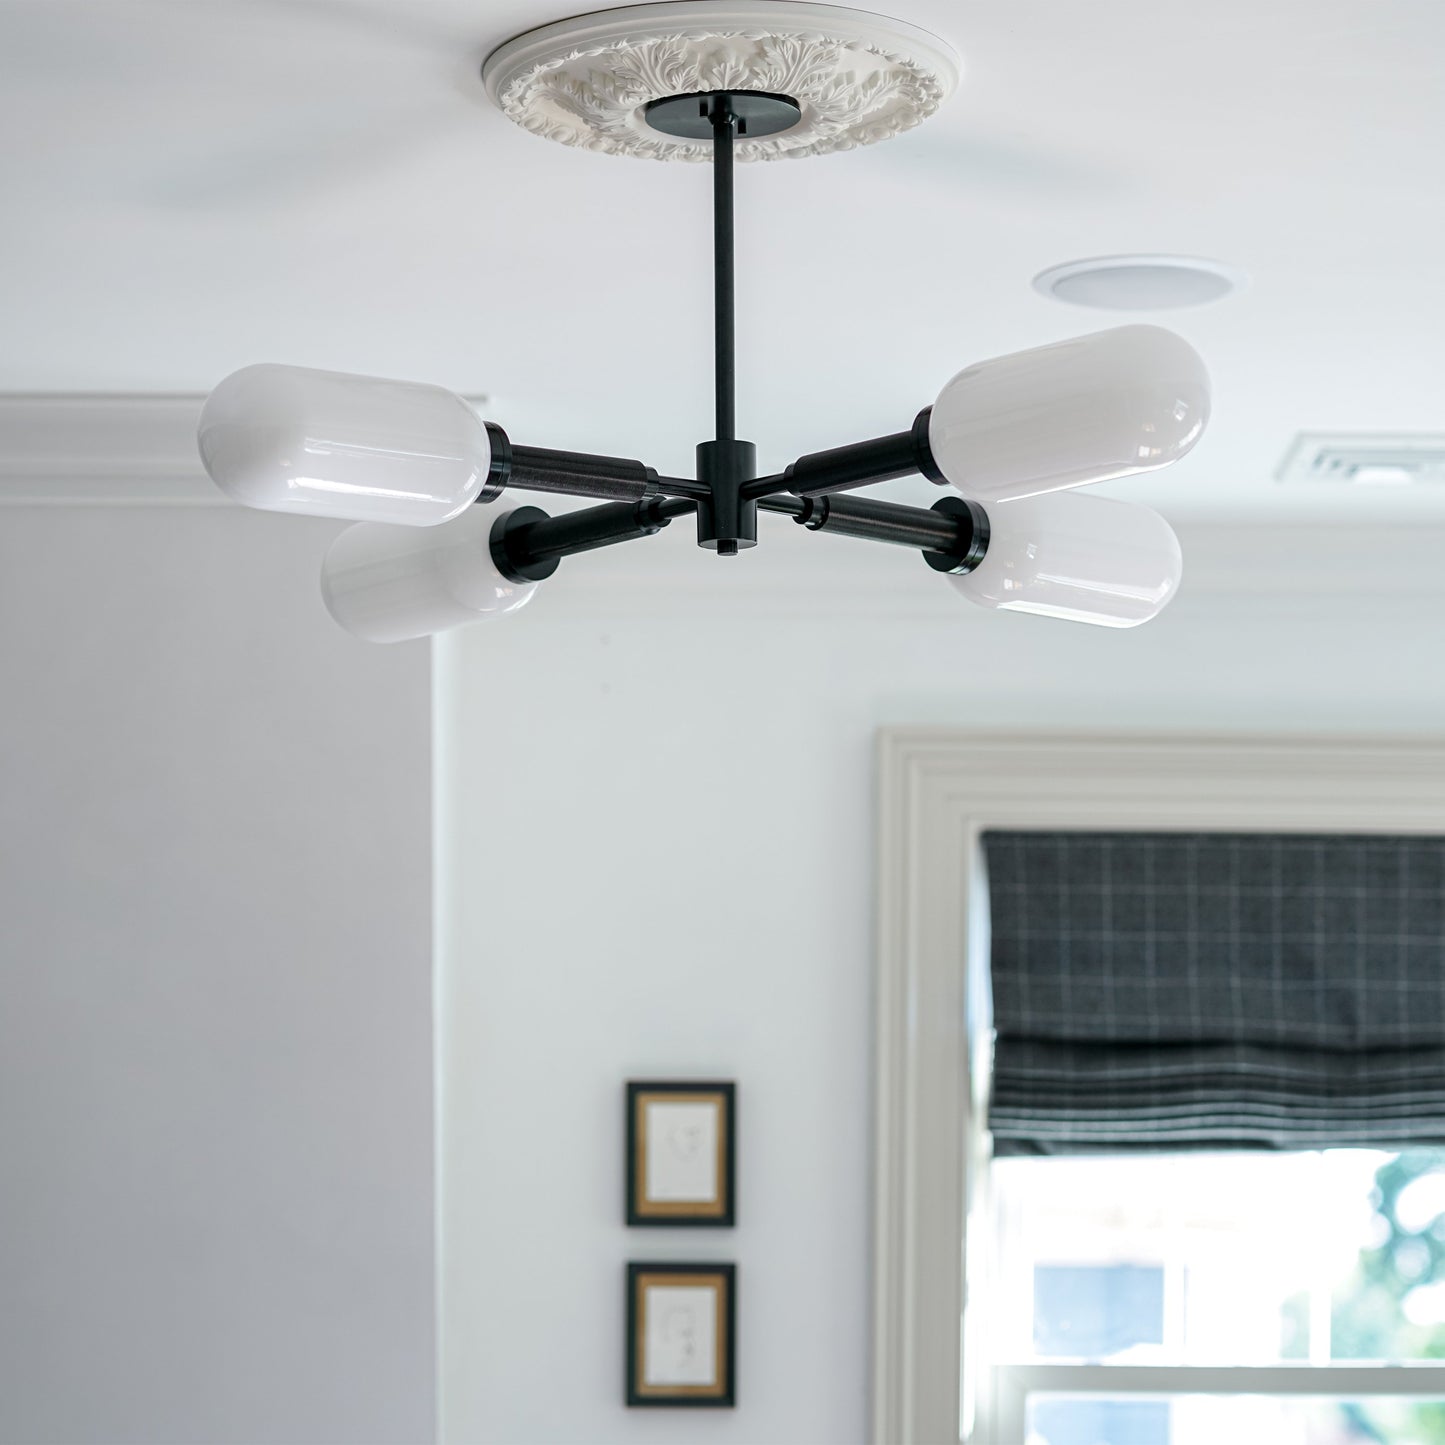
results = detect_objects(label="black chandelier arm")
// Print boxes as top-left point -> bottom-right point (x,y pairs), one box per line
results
481,424 -> 713,503
507,443 -> 658,503
757,492 -> 989,573
651,474 -> 718,500
490,496 -> 697,583
741,408 -> 947,501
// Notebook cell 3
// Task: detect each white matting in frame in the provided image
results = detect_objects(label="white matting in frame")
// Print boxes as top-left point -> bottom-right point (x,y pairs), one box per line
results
627,1262 -> 736,1408
626,1081 -> 735,1226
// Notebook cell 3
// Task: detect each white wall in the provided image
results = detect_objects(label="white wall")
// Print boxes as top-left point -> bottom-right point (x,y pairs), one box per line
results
0,508 -> 435,1445
438,522 -> 1445,1444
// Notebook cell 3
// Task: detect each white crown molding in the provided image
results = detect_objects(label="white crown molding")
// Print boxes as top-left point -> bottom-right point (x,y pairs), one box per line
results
0,393 -> 488,507
0,395 -> 220,506
5,394 -> 1445,605
482,1 -> 959,162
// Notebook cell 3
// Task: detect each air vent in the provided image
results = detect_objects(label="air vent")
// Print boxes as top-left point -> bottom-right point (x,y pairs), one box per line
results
1276,434 -> 1445,486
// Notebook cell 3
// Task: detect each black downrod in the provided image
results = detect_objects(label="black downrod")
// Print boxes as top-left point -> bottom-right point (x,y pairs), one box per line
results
712,95 -> 735,445
692,93 -> 758,556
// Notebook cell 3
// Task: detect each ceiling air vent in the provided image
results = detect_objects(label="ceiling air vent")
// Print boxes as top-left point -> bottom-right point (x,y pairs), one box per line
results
1276,433 -> 1445,487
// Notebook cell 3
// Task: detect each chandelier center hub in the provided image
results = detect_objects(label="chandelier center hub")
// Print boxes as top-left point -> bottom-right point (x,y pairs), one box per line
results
644,90 -> 802,141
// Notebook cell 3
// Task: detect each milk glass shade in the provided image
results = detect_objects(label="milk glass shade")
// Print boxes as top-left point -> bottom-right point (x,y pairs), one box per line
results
928,325 -> 1210,502
321,506 -> 538,643
198,364 -> 491,525
951,492 -> 1182,627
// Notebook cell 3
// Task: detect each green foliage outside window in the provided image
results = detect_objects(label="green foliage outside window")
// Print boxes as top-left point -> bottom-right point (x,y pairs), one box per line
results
1332,1151 -> 1445,1443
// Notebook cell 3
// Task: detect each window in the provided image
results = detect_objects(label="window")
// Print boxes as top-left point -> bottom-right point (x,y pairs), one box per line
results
970,825 -> 1445,1439
872,733 -> 1445,1444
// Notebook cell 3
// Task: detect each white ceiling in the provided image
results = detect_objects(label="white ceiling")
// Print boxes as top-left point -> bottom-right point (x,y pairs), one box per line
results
4,0 -> 1445,522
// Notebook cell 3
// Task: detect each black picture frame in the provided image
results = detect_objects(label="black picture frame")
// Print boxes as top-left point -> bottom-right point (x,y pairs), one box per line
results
625,1261 -> 737,1408
626,1079 -> 736,1228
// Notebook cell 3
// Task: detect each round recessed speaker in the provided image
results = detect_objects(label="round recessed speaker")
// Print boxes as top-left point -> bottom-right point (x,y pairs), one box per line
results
1033,255 -> 1246,311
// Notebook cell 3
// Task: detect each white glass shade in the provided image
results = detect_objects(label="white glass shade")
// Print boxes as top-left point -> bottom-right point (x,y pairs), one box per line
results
928,325 -> 1209,502
951,491 -> 1182,628
198,363 -> 491,525
320,506 -> 538,643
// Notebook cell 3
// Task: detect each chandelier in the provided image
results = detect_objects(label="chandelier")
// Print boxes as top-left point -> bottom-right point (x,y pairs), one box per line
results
195,2 -> 1210,642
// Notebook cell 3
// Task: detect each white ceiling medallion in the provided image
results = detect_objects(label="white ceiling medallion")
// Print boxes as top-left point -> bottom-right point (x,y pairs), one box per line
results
481,1 -> 961,161
1032,255 -> 1247,311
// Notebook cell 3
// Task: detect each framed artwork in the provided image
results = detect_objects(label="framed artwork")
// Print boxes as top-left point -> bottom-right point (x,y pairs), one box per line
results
626,1261 -> 736,1408
626,1080 -> 735,1227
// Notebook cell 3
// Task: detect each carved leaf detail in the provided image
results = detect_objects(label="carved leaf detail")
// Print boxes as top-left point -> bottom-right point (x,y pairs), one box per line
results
542,75 -> 609,126
853,70 -> 902,111
696,45 -> 752,92
754,34 -> 842,95
580,68 -> 639,110
611,37 -> 698,99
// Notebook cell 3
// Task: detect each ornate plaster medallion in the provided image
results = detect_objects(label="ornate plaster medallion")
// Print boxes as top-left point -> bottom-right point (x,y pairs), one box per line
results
481,1 -> 961,162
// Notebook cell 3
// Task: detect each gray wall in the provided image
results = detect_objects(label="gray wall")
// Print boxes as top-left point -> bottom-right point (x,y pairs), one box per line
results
0,509 -> 434,1445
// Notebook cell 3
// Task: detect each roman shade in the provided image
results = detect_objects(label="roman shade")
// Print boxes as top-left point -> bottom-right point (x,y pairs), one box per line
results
983,831 -> 1445,1153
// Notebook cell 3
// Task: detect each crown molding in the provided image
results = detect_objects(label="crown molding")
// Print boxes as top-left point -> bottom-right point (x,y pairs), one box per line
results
0,395 -> 219,506
3,394 -> 1443,604
0,393 -> 493,507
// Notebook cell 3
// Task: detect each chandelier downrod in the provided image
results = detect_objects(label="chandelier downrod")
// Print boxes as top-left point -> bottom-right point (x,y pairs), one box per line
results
711,95 -> 736,447
691,93 -> 758,556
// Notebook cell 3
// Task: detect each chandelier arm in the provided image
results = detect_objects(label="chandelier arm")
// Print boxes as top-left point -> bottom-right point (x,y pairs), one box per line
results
479,426 -> 712,503
478,428 -> 700,503
736,471 -> 789,500
491,496 -> 698,583
757,492 -> 988,573
506,443 -> 658,502
741,408 -> 946,502
650,475 -> 718,500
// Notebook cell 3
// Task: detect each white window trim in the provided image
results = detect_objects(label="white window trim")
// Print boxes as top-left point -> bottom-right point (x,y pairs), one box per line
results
991,1363 -> 1445,1442
872,730 -> 1445,1445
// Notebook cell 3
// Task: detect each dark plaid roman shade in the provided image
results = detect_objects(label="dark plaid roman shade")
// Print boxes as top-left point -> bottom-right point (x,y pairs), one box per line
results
983,831 -> 1445,1154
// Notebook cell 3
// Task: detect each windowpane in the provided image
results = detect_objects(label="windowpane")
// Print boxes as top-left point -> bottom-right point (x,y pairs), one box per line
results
1030,1396 -> 1167,1445
1033,1266 -> 1164,1357
1026,1394 -> 1445,1445
989,1149 -> 1445,1365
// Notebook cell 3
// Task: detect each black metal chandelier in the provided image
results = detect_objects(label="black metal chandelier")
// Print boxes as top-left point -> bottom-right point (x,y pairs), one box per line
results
196,6 -> 1210,642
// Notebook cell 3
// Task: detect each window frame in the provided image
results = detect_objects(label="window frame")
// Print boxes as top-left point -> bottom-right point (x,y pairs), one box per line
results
872,730 -> 1445,1445
991,1362 -> 1445,1442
